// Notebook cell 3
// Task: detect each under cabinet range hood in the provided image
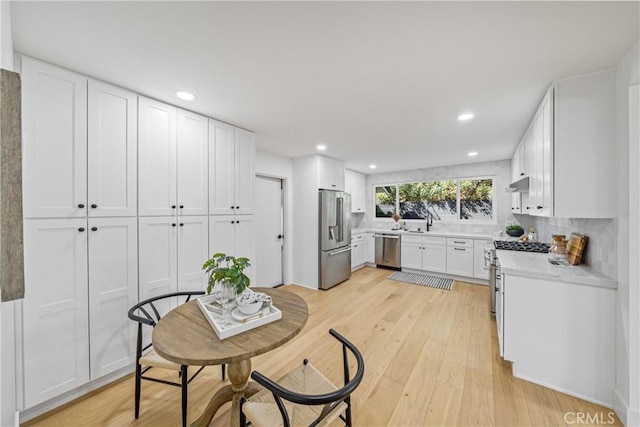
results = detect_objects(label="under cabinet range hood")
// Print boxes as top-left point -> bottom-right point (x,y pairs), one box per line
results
508,176 -> 529,192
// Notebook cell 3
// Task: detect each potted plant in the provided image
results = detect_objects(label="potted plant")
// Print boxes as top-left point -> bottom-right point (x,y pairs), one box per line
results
203,253 -> 251,295
505,224 -> 525,237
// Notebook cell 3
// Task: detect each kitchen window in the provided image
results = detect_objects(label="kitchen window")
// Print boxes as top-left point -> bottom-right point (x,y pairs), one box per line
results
374,177 -> 494,222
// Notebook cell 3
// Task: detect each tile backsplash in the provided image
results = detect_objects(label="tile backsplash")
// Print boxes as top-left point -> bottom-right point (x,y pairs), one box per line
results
515,215 -> 617,279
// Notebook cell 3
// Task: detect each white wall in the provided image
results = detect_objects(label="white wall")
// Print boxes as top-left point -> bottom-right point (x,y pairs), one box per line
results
1,2 -> 18,426
613,41 -> 640,427
364,159 -> 512,235
254,150 -> 294,285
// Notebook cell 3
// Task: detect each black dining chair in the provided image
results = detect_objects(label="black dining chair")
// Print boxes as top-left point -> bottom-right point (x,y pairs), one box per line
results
239,328 -> 365,427
127,291 -> 226,427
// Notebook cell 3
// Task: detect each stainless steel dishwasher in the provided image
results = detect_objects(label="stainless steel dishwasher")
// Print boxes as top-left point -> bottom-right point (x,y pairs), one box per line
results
375,234 -> 401,269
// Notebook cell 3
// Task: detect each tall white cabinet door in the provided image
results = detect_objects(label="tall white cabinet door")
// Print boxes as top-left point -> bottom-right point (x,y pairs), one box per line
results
423,244 -> 447,274
234,128 -> 255,215
177,110 -> 208,216
234,216 -> 256,284
401,237 -> 423,270
88,80 -> 137,217
209,120 -> 235,215
21,57 -> 87,219
138,217 -> 178,302
87,218 -> 138,378
208,215 -> 236,256
138,97 -> 177,216
22,219 -> 90,407
177,216 -> 209,293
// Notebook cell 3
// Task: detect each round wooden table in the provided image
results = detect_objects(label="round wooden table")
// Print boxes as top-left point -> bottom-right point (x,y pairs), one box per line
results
153,287 -> 308,427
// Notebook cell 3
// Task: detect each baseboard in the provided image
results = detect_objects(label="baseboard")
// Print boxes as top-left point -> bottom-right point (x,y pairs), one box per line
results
19,364 -> 134,423
512,369 -> 613,409
613,388 -> 640,427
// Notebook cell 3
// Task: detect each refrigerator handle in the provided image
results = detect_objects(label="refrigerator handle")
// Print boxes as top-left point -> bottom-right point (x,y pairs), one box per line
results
336,197 -> 343,243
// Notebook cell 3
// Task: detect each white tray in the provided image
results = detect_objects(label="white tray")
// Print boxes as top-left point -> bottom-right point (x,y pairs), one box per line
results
196,294 -> 282,339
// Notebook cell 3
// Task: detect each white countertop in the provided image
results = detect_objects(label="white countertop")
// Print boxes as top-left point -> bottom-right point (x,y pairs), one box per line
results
497,250 -> 617,289
351,228 -> 493,240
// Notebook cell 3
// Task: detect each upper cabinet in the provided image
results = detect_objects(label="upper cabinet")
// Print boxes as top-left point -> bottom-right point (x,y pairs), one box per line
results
21,57 -> 88,218
513,69 -> 615,218
317,156 -> 345,191
138,97 -> 177,216
209,120 -> 255,215
88,80 -> 138,217
21,58 -> 138,219
345,169 -> 366,213
138,99 -> 209,216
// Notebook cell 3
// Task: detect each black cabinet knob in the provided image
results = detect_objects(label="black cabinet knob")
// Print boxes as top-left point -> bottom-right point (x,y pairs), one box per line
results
537,206 -> 543,209
236,206 -> 240,209
91,227 -> 98,231
78,228 -> 85,232
91,204 -> 97,209
520,172 -> 525,176
172,223 -> 176,227
171,205 -> 176,209
179,223 -> 184,227
179,205 -> 184,209
526,206 -> 531,210
230,221 -> 235,224
231,206 -> 235,209
78,204 -> 85,208
277,234 -> 284,239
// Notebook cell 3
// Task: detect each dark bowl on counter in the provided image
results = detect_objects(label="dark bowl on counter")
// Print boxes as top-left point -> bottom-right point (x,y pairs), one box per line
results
506,228 -> 525,237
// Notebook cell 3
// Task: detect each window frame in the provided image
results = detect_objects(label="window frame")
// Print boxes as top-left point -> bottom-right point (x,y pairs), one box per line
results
372,175 -> 497,224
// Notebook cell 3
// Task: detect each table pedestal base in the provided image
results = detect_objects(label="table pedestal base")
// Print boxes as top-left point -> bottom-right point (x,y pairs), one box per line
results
191,359 -> 261,427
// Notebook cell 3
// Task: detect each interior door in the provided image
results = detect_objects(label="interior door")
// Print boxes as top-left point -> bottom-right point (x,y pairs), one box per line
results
254,176 -> 283,287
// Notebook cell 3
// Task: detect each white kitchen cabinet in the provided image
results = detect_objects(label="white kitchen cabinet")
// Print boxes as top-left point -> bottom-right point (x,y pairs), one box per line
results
177,216 -> 210,292
139,100 -> 209,217
209,120 -> 255,215
22,219 -> 90,407
139,216 -> 209,299
446,238 -> 474,277
177,110 -> 209,216
350,234 -> 365,270
345,169 -> 366,213
422,239 -> 448,274
317,156 -> 345,191
138,97 -> 177,216
502,273 -> 615,406
87,80 -> 138,217
364,232 -> 375,264
517,70 -> 615,218
21,57 -> 88,219
209,215 -> 256,284
87,217 -> 138,378
473,239 -> 491,280
402,235 -> 447,273
21,59 -> 138,220
401,235 -> 423,270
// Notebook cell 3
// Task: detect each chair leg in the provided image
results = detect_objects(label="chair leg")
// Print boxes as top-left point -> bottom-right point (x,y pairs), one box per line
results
181,365 -> 188,427
239,397 -> 247,426
345,396 -> 352,427
134,362 -> 142,419
221,363 -> 226,381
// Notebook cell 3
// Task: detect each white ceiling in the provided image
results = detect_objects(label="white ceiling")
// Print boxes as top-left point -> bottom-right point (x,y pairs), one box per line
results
11,1 -> 639,174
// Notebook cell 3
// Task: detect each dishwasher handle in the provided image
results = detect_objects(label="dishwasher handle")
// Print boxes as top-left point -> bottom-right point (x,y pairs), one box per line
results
375,234 -> 400,239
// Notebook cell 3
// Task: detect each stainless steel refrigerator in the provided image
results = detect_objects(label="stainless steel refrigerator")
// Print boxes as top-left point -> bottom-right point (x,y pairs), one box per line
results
319,190 -> 352,290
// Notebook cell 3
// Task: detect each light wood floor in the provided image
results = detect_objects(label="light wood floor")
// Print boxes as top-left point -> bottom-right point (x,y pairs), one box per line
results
24,267 -> 620,427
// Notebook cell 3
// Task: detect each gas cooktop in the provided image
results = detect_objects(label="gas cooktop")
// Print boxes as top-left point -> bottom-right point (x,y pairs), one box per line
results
494,240 -> 551,253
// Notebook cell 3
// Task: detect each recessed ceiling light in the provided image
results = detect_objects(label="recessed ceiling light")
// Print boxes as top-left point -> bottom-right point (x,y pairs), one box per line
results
458,113 -> 474,121
369,164 -> 377,169
468,151 -> 478,157
316,144 -> 327,151
175,90 -> 196,101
